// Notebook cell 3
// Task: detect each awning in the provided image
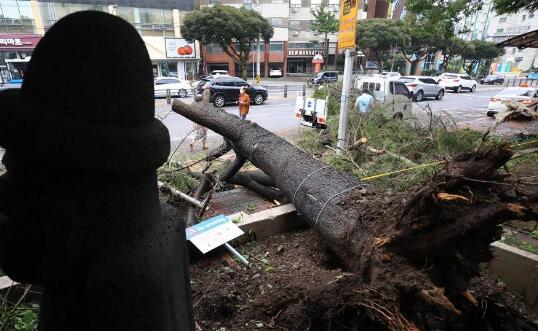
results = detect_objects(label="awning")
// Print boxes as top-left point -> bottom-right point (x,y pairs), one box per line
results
497,29 -> 538,49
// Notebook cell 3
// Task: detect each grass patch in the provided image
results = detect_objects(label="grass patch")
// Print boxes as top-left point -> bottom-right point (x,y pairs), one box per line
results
501,233 -> 538,255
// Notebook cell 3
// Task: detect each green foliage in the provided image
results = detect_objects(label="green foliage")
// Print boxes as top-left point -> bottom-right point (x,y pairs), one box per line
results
501,234 -> 538,254
435,128 -> 484,156
356,19 -> 410,69
311,5 -> 339,35
0,303 -> 39,331
492,0 -> 538,14
461,40 -> 504,75
183,5 -> 273,79
158,167 -> 198,193
300,97 -> 493,191
531,231 -> 538,240
420,69 -> 437,76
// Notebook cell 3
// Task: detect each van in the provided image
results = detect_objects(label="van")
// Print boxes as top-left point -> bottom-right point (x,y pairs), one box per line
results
353,75 -> 413,117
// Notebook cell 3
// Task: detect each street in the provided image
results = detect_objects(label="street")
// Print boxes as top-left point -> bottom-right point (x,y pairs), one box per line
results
157,85 -> 506,155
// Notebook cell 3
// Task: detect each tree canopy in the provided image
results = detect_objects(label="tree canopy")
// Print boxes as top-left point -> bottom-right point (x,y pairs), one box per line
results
182,4 -> 273,79
356,19 -> 410,70
460,40 -> 503,75
491,0 -> 538,14
311,5 -> 339,35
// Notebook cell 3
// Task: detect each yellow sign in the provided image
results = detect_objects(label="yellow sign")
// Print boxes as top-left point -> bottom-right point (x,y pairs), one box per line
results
337,0 -> 358,49
255,75 -> 261,84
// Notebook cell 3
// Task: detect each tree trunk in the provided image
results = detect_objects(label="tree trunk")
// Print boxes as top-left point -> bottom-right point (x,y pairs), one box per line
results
172,99 -> 538,330
240,52 -> 249,81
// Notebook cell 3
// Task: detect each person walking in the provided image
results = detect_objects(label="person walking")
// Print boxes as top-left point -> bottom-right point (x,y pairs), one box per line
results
238,86 -> 250,120
355,87 -> 375,113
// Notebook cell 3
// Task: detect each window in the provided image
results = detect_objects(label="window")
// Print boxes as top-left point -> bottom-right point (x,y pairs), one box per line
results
499,17 -> 507,23
419,78 -> 436,84
422,52 -> 435,70
288,42 -> 315,49
530,13 -> 535,19
250,43 -> 265,52
289,20 -> 300,29
522,15 -> 526,22
0,0 -> 36,33
389,82 -> 409,96
362,82 -> 381,92
207,43 -> 223,53
496,28 -> 504,33
461,75 -> 472,80
271,17 -> 283,27
270,42 -> 283,52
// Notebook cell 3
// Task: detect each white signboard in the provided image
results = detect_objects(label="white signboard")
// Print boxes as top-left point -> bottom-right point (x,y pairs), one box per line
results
185,215 -> 244,254
165,38 -> 196,59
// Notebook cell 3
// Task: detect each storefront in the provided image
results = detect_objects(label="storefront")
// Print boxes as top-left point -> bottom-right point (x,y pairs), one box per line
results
286,48 -> 325,75
143,36 -> 200,81
0,34 -> 41,83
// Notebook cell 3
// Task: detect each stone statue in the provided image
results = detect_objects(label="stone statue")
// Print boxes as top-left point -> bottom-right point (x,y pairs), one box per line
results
0,11 -> 194,331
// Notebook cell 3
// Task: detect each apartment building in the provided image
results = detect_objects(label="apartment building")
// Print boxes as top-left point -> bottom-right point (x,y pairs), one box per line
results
0,0 -> 199,83
458,0 -> 537,72
202,0 -> 390,77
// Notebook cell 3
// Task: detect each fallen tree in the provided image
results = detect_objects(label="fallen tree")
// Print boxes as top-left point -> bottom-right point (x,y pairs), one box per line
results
172,98 -> 538,330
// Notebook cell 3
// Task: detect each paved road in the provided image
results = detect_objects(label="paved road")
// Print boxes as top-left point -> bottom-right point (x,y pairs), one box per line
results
158,85 -> 507,157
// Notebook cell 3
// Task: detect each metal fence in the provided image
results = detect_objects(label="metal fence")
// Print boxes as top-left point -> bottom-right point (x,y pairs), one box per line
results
501,78 -> 538,87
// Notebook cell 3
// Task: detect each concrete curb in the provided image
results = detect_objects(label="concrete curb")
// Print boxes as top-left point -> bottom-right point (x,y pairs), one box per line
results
488,241 -> 538,314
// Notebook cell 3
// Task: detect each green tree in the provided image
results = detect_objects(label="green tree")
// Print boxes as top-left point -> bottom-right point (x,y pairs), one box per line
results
402,0 -> 483,74
437,37 -> 467,72
492,0 -> 538,14
311,5 -> 339,68
460,40 -> 503,75
183,4 -> 273,79
356,19 -> 410,71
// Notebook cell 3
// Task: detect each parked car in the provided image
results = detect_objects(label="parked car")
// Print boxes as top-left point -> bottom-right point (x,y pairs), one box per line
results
480,75 -> 505,85
154,77 -> 191,98
353,75 -> 413,117
269,68 -> 283,77
196,76 -> 268,107
380,71 -> 401,79
307,71 -> 338,87
487,87 -> 538,114
399,76 -> 445,101
209,70 -> 229,77
436,73 -> 477,93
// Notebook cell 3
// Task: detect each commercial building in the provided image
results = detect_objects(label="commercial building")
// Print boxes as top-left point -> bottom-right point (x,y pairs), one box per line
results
458,0 -> 537,73
0,0 -> 199,82
201,0 -> 391,77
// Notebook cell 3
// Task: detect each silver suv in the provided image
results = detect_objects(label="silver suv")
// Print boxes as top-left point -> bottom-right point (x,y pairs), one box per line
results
399,76 -> 445,101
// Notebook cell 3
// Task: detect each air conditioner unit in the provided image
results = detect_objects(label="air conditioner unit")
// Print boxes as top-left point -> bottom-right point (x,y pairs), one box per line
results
293,31 -> 299,36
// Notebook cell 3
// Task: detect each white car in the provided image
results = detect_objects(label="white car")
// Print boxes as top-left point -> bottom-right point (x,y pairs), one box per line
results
354,75 -> 413,117
209,70 -> 229,77
487,87 -> 538,112
154,77 -> 191,98
436,73 -> 477,93
269,68 -> 283,77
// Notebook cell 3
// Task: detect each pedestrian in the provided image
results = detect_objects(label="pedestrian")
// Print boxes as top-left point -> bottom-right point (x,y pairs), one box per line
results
189,83 -> 210,152
355,87 -> 375,113
189,123 -> 208,152
238,86 -> 250,120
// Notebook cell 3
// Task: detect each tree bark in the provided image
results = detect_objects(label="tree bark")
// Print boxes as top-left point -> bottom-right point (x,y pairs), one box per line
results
172,99 -> 538,329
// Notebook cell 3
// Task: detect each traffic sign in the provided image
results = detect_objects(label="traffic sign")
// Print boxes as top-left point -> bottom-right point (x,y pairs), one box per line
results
338,0 -> 358,49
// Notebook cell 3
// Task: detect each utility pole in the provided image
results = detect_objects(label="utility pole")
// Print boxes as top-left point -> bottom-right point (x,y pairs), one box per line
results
256,0 -> 261,81
336,48 -> 355,152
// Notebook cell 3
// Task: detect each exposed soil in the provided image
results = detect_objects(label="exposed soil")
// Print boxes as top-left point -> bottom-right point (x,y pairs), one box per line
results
190,228 -> 538,331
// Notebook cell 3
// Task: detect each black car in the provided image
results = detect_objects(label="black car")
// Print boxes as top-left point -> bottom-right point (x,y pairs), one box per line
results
480,75 -> 504,85
307,71 -> 338,87
196,76 -> 268,107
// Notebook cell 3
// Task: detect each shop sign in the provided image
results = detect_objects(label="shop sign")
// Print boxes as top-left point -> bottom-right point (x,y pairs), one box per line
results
337,0 -> 358,49
165,38 -> 196,59
288,49 -> 325,57
0,35 -> 40,49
